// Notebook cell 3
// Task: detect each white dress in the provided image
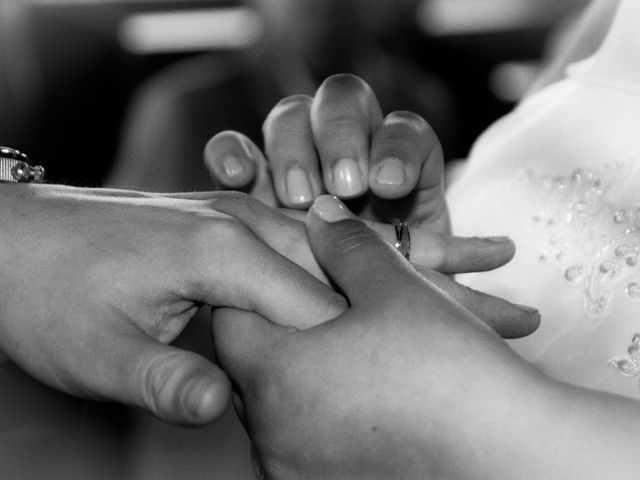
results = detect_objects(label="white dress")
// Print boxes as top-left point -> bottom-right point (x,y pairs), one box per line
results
448,0 -> 640,399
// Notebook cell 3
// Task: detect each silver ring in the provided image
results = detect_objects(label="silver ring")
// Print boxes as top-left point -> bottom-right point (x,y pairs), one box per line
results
390,219 -> 411,261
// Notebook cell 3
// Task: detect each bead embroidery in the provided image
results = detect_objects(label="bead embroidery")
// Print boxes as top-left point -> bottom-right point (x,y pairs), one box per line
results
609,334 -> 640,382
529,160 -> 640,321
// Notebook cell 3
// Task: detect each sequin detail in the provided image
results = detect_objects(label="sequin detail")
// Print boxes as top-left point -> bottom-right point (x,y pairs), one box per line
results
529,160 -> 640,321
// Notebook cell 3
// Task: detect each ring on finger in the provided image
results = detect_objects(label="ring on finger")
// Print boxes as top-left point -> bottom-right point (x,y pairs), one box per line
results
390,219 -> 411,261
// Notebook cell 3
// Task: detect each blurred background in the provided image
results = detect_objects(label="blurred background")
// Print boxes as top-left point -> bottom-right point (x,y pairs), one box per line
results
1,0 -> 590,187
0,0 -> 592,478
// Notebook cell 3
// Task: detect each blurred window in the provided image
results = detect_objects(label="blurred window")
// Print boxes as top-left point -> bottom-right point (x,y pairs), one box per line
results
418,0 -> 589,36
118,7 -> 263,54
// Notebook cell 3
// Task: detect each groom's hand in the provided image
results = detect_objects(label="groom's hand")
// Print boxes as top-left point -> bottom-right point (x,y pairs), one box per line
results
0,185 -> 346,426
212,195 -> 543,480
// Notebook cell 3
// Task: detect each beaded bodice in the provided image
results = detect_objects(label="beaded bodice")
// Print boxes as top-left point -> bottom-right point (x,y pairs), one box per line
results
448,72 -> 640,398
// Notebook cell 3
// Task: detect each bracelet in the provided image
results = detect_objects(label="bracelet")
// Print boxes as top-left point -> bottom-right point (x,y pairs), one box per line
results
0,146 -> 45,183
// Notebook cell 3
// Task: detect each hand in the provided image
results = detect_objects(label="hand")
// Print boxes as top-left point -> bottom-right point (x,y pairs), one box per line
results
0,185 -> 345,425
213,195 -> 640,480
205,74 -> 506,274
209,192 -> 540,339
198,70 -> 540,338
212,195 -> 544,480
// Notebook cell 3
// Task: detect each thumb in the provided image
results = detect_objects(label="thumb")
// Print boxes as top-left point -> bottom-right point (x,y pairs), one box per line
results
109,334 -> 231,426
307,195 -> 540,337
306,195 -> 421,306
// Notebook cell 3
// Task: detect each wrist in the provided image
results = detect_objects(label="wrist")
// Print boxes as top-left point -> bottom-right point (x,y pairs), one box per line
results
415,359 -> 556,479
435,367 -> 640,479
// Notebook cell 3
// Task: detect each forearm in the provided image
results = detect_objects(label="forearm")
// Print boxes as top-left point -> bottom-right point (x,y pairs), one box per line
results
445,372 -> 640,479
523,381 -> 640,477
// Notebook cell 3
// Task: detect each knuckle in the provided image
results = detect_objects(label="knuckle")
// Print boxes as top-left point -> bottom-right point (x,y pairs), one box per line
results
320,73 -> 372,97
138,351 -> 187,421
209,215 -> 248,246
208,129 -> 238,143
205,130 -> 245,151
423,237 -> 451,271
335,230 -> 380,256
143,305 -> 189,344
138,353 -> 169,418
263,95 -> 313,132
189,213 -> 250,270
375,112 -> 442,164
274,94 -> 313,111
315,74 -> 374,119
313,118 -> 363,148
383,111 -> 430,133
204,131 -> 252,166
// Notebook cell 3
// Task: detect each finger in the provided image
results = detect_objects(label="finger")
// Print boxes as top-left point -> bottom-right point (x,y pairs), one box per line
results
415,266 -> 540,339
369,111 -> 440,199
204,131 -> 256,188
305,195 -> 423,305
263,95 -> 324,208
306,195 -> 539,336
211,308 -> 287,390
276,207 -> 515,274
366,222 -> 516,273
365,109 -> 449,234
191,214 -> 346,329
210,192 -> 326,282
407,137 -> 449,233
310,74 -> 383,199
204,131 -> 277,207
101,330 -> 231,426
195,191 -> 513,277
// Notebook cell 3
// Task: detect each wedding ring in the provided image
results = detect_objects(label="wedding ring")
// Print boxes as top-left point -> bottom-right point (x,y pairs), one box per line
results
391,219 -> 411,260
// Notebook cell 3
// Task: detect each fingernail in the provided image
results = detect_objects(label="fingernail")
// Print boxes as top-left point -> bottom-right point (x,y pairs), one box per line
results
376,157 -> 406,185
286,166 -> 313,204
333,158 -> 364,197
311,195 -> 355,223
515,303 -> 539,314
223,155 -> 244,178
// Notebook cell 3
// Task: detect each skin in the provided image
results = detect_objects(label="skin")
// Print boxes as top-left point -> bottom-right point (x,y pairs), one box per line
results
213,195 -> 640,480
206,74 -> 477,271
0,183 -> 536,428
0,184 -> 344,425
203,75 -> 544,336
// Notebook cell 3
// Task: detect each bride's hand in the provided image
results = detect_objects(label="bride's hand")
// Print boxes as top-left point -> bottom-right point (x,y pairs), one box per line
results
204,74 -> 495,274
212,196 -> 546,480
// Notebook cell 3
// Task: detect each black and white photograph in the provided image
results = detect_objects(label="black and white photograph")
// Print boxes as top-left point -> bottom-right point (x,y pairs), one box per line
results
0,0 -> 635,478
